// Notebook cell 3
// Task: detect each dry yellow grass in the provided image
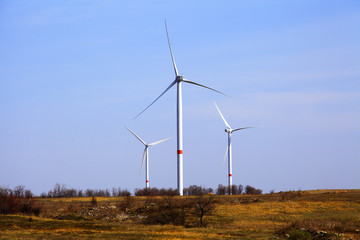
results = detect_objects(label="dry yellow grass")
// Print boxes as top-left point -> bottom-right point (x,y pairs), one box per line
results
215,200 -> 358,232
1,189 -> 359,239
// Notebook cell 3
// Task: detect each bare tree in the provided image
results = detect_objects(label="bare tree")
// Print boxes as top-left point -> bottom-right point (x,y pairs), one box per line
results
24,190 -> 33,198
216,184 -> 226,195
0,186 -> 11,197
184,185 -> 213,196
245,185 -> 262,195
13,185 -> 25,198
193,194 -> 215,226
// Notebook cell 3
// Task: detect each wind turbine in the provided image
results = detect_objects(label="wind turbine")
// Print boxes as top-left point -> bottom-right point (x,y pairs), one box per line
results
135,21 -> 228,196
126,127 -> 172,189
214,102 -> 253,195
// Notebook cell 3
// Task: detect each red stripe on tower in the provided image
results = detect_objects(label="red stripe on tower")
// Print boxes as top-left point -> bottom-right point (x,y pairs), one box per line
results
229,174 -> 232,177
177,150 -> 183,154
146,180 -> 149,183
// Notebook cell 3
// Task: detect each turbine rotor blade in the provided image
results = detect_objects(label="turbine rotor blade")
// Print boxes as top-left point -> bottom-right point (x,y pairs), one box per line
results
165,19 -> 179,77
134,79 -> 177,119
149,137 -> 173,146
182,79 -> 229,97
126,127 -> 147,145
223,144 -> 228,164
232,127 -> 254,132
140,148 -> 146,173
214,102 -> 231,129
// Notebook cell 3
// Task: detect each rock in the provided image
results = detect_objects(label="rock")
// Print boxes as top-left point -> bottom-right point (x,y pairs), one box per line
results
116,212 -> 129,221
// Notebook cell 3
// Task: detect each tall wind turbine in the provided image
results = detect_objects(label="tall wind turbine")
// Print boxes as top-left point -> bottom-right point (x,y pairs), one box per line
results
135,21 -> 228,196
214,103 -> 253,195
126,127 -> 172,189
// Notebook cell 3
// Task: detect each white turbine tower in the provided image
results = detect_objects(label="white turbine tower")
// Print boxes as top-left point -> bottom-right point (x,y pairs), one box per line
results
214,103 -> 253,195
126,127 -> 172,189
135,21 -> 228,196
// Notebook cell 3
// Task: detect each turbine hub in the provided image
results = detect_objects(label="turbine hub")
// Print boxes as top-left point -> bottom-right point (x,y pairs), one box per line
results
225,129 -> 230,133
176,75 -> 184,81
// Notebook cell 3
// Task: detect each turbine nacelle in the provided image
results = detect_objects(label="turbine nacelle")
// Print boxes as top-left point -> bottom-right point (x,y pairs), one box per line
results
225,129 -> 231,133
176,75 -> 184,81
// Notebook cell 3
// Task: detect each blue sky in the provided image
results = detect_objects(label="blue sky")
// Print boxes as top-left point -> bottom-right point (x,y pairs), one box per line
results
1,0 -> 359,195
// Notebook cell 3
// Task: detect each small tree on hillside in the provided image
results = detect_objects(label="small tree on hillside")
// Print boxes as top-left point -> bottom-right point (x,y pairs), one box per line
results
193,194 -> 215,226
13,185 -> 25,198
216,184 -> 226,195
245,185 -> 262,195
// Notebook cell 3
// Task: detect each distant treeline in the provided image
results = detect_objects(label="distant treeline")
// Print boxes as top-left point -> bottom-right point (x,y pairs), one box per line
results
0,185 -> 33,198
41,184 -> 131,198
0,186 -> 39,215
0,184 -> 262,198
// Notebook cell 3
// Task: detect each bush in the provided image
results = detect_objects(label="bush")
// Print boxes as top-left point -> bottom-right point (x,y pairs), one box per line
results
245,185 -> 262,195
46,183 -> 117,197
13,185 -> 25,198
277,219 -> 359,238
142,195 -> 188,226
0,195 -> 21,214
226,184 -> 243,195
118,196 -> 144,212
289,229 -> 312,240
48,184 -> 78,197
134,187 -> 178,196
216,184 -> 244,195
0,186 -> 11,197
279,191 -> 302,200
112,187 -> 131,196
216,184 -> 226,195
0,195 -> 41,216
20,198 -> 41,216
91,196 -> 97,206
183,185 -> 213,196
0,186 -> 33,198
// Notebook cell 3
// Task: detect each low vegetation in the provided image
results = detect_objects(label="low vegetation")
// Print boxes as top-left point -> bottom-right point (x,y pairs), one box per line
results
0,188 -> 359,239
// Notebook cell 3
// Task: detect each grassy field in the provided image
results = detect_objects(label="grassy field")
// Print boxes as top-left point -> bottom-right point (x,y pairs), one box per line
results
0,190 -> 359,239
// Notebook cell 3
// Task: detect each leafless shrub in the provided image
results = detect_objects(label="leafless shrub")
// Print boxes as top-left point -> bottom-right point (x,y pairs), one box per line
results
91,196 -> 97,207
20,198 -> 41,216
0,186 -> 12,197
279,190 -> 301,201
193,194 -> 215,226
45,184 -> 116,198
225,184 -> 243,195
134,187 -> 178,196
0,186 -> 33,198
77,190 -> 83,197
183,185 -> 213,196
276,218 -> 360,239
0,195 -> 40,216
142,195 -> 189,226
216,184 -> 227,195
118,196 -> 142,212
0,195 -> 21,214
13,185 -> 25,198
112,187 -> 131,196
245,185 -> 262,195
24,190 -> 33,198
216,184 -> 243,195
